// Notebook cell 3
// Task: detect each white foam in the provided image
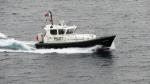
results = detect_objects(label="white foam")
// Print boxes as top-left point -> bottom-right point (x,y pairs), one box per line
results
0,46 -> 100,54
0,38 -> 34,50
0,32 -> 7,39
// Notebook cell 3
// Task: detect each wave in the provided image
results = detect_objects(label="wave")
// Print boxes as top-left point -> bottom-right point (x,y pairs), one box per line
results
0,45 -> 101,54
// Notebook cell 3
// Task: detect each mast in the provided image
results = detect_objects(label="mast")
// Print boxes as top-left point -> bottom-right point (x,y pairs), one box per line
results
48,10 -> 53,26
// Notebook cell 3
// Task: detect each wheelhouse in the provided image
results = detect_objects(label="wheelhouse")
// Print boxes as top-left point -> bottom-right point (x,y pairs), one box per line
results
47,26 -> 76,35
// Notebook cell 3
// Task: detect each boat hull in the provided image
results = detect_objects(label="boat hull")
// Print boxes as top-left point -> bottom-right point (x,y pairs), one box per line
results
35,35 -> 116,49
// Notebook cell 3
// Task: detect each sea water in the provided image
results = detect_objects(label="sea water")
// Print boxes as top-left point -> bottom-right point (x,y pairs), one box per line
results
0,0 -> 150,84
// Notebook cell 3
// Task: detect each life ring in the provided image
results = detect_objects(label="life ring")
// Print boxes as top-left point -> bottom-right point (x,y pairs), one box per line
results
36,33 -> 43,42
36,35 -> 39,41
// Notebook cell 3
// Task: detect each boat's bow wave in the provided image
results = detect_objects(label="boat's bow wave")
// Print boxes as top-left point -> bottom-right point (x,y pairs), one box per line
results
0,33 -> 115,54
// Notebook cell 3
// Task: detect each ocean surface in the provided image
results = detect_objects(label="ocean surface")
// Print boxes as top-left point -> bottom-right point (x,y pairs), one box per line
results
0,0 -> 150,84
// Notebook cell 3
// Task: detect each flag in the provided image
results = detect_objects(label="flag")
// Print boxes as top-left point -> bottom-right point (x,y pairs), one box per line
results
44,11 -> 51,17
44,12 -> 49,17
45,13 -> 49,17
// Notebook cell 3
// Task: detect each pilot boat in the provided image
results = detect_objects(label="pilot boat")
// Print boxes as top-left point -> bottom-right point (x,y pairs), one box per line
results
35,11 -> 116,49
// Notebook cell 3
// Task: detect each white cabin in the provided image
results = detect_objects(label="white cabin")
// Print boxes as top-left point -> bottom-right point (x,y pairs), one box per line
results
38,24 -> 96,43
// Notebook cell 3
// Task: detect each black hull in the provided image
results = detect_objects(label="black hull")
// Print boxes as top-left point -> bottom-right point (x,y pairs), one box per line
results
35,35 -> 116,49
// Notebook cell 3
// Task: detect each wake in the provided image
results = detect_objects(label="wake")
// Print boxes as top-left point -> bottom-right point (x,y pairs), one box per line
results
0,32 -> 115,54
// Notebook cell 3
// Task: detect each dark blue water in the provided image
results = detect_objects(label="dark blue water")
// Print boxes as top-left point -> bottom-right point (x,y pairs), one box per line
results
0,0 -> 150,84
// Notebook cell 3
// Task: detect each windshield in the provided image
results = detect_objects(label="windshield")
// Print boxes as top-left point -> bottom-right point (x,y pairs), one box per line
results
66,29 -> 74,34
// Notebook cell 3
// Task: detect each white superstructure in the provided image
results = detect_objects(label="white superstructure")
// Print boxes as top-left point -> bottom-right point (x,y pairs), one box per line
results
37,24 -> 96,43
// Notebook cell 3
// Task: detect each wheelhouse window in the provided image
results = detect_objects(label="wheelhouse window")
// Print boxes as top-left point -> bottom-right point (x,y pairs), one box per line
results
50,29 -> 57,35
66,29 -> 74,34
58,29 -> 65,35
